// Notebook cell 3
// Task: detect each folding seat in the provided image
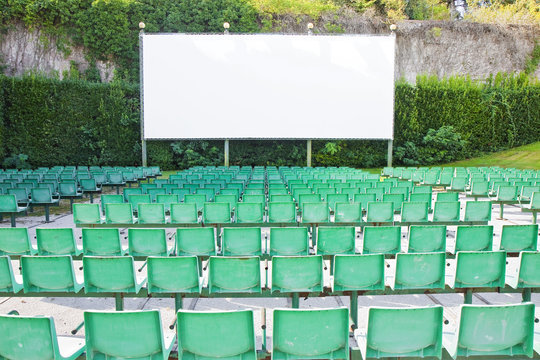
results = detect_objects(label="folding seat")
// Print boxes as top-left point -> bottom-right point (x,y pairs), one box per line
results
273,308 -> 349,360
21,255 -> 83,293
137,203 -> 166,224
176,228 -> 216,256
412,185 -> 432,195
301,201 -> 329,223
463,200 -> 491,222
362,226 -> 401,254
236,202 -> 264,223
298,193 -> 321,209
0,193 -> 29,226
270,194 -> 293,202
29,188 -> 59,222
356,306 -> 443,359
436,192 -> 458,202
155,194 -> 179,214
140,183 -> 158,193
208,256 -> 261,293
342,187 -> 359,201
334,202 -> 362,223
317,187 -> 337,201
519,185 -> 540,203
72,203 -> 101,224
354,193 -> 376,212
147,187 -> 167,202
242,194 -> 265,204
401,201 -> 429,223
244,188 -> 264,196
170,203 -> 199,224
407,225 -> 446,253
84,310 -> 174,359
122,187 -> 142,202
455,225 -> 493,252
222,227 -> 262,256
82,228 -> 127,256
393,252 -> 445,290
443,303 -> 534,358
100,194 -> 123,214
496,185 -> 518,201
195,187 -> 215,202
214,194 -> 237,209
147,256 -> 201,293
500,224 -> 538,252
468,181 -> 489,198
36,228 -> 81,256
317,226 -> 356,255
451,251 -> 506,288
0,255 -> 22,293
267,201 -> 296,223
162,184 -> 179,194
128,194 -> 151,214
272,255 -> 323,293
327,193 -> 349,212
177,310 -> 256,360
366,187 -> 384,201
83,256 -> 145,293
104,203 -> 135,224
80,178 -> 101,203
382,193 -> 404,214
269,227 -> 309,256
448,177 -> 468,191
507,250 -> 540,290
333,254 -> 385,291
432,201 -> 460,223
0,314 -> 85,360
0,227 -> 36,255
171,188 -> 191,201
128,228 -> 172,257
202,202 -> 231,224
366,201 -> 394,223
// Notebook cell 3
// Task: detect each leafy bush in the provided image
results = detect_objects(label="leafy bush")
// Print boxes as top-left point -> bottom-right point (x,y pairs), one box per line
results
2,153 -> 31,169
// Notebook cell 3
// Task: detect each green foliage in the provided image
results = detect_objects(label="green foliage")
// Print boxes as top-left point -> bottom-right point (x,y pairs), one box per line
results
2,153 -> 31,169
147,141 -> 174,170
524,40 -> 540,76
405,0 -> 449,20
171,141 -> 224,168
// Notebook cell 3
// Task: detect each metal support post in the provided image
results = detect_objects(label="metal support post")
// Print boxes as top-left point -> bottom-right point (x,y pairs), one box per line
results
387,139 -> 393,167
175,294 -> 183,312
464,289 -> 473,304
139,26 -> 147,167
350,291 -> 358,329
292,293 -> 300,308
224,140 -> 229,167
115,293 -> 124,311
307,140 -> 312,167
522,288 -> 532,302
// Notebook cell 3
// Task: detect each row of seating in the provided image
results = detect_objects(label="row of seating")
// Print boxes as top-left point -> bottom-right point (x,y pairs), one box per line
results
3,303 -> 537,360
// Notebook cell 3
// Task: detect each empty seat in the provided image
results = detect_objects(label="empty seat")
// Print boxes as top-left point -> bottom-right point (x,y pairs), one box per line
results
401,201 -> 429,223
128,228 -> 172,257
0,255 -> 22,293
507,251 -> 540,289
222,227 -> 262,256
176,228 -> 216,256
436,192 -> 459,202
0,314 -> 85,360
273,308 -> 349,360
203,202 -> 231,223
147,256 -> 201,293
452,251 -> 506,288
36,228 -> 81,256
0,227 -> 36,255
184,194 -> 207,212
334,202 -> 362,223
242,194 -> 265,204
301,202 -> 329,223
463,201 -> 492,222
156,194 -> 179,213
30,188 -> 60,222
208,256 -> 261,293
137,203 -> 166,224
177,310 -> 256,360
122,187 -> 143,202
104,203 -> 134,224
269,227 -> 309,256
500,224 -> 538,252
354,194 -> 376,212
327,194 -> 349,212
170,203 -> 199,224
366,202 -> 394,223
236,202 -> 264,223
455,225 -> 493,252
317,226 -> 356,255
84,310 -> 174,359
100,194 -> 123,213
21,255 -> 82,293
73,203 -> 101,224
383,193 -> 405,213
272,255 -> 323,293
432,201 -> 460,222
83,256 -> 145,293
362,226 -> 401,254
407,225 -> 446,253
82,228 -> 126,256
333,254 -> 385,291
268,202 -> 296,223
393,252 -> 446,290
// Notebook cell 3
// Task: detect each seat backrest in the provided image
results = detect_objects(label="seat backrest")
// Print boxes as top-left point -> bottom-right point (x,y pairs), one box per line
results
177,310 -> 256,360
176,228 -> 215,256
170,203 -> 198,224
470,181 -> 489,196
516,251 -> 540,288
31,188 -> 53,203
333,254 -> 384,291
408,225 -> 446,253
21,255 -> 78,292
137,203 -> 166,224
365,306 -> 443,359
100,194 -> 123,208
334,202 -> 362,223
73,203 -> 101,224
362,226 -> 401,254
273,308 -> 349,360
82,228 -> 122,256
394,252 -> 445,289
0,228 -> 33,255
0,256 -> 19,292
268,202 -> 296,223
104,203 -> 134,224
208,256 -> 261,293
401,201 -> 429,222
222,227 -> 262,256
354,193 -> 377,211
454,251 -> 506,288
122,187 -> 143,202
301,202 -> 329,223
272,255 -> 323,292
463,201 -> 492,222
0,315 -> 59,360
531,192 -> 540,209
455,225 -> 493,252
366,202 -> 394,222
147,256 -> 200,293
83,256 -> 139,293
500,224 -> 538,252
317,226 -> 355,255
497,185 -> 518,201
269,227 -> 309,256
432,201 -> 460,222
203,202 -> 231,223
0,194 -> 18,212
128,228 -> 168,256
436,192 -> 459,202
80,178 -> 97,191
184,194 -> 207,212
383,193 -> 404,212
327,194 -> 349,211
36,228 -> 77,255
236,202 -> 264,223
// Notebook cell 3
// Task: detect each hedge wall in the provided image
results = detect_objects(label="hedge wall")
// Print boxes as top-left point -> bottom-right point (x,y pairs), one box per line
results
0,73 -> 538,169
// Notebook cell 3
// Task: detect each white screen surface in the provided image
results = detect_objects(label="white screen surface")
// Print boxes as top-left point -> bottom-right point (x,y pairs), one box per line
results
142,34 -> 395,139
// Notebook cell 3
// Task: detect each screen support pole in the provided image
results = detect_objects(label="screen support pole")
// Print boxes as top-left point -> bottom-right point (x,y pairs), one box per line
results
224,140 -> 230,167
307,140 -> 312,167
387,139 -> 393,167
139,28 -> 147,167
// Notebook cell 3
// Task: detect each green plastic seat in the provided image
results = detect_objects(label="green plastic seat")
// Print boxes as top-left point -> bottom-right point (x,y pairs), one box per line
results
36,228 -> 81,256
105,203 -> 135,224
208,256 -> 261,293
437,192 -> 459,202
0,227 -> 36,255
496,185 -> 518,201
366,202 -> 394,223
236,202 -> 264,223
83,256 -> 145,293
357,306 -> 443,359
184,194 -> 207,212
366,188 -> 384,201
401,201 -> 429,223
242,194 -> 265,204
147,188 -> 167,202
73,203 -> 102,224
464,201 -> 492,222
270,194 -> 293,202
82,228 -> 127,256
128,194 -> 151,212
452,251 -> 506,288
301,202 -> 329,223
84,310 -> 174,359
171,188 -> 191,201
500,224 -> 538,252
393,252 -> 445,290
508,251 -> 540,288
128,229 -> 172,257
455,225 -> 493,252
354,194 -> 376,212
100,194 -> 123,213
269,227 -> 309,256
0,255 -> 23,293
268,202 -> 296,223
443,303 -> 534,358
137,203 -> 166,224
31,188 -> 59,205
383,193 -> 405,213
122,187 -> 142,202
317,226 -> 356,255
244,188 -> 264,196
409,193 -> 432,211
432,201 -> 460,222
21,255 -> 83,293
449,177 -> 468,191
203,202 -> 231,223
362,226 -> 401,254
0,314 -> 85,360
177,310 -> 256,360
170,203 -> 199,224
214,194 -> 238,209
222,227 -> 262,256
407,225 -> 446,253
272,255 -> 323,293
147,256 -> 201,293
327,194 -> 349,212
273,308 -> 349,360
332,254 -> 385,291
176,228 -> 216,256
59,182 -> 83,198
468,181 -> 489,197
155,194 -> 180,213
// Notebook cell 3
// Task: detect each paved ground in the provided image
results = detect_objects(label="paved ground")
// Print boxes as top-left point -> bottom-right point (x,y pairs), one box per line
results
0,190 -> 538,351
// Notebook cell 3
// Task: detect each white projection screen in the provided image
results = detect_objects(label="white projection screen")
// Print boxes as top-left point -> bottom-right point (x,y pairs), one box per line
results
142,34 -> 395,140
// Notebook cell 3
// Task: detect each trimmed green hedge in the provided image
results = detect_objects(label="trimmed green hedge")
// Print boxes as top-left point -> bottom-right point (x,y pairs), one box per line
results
0,73 -> 538,169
